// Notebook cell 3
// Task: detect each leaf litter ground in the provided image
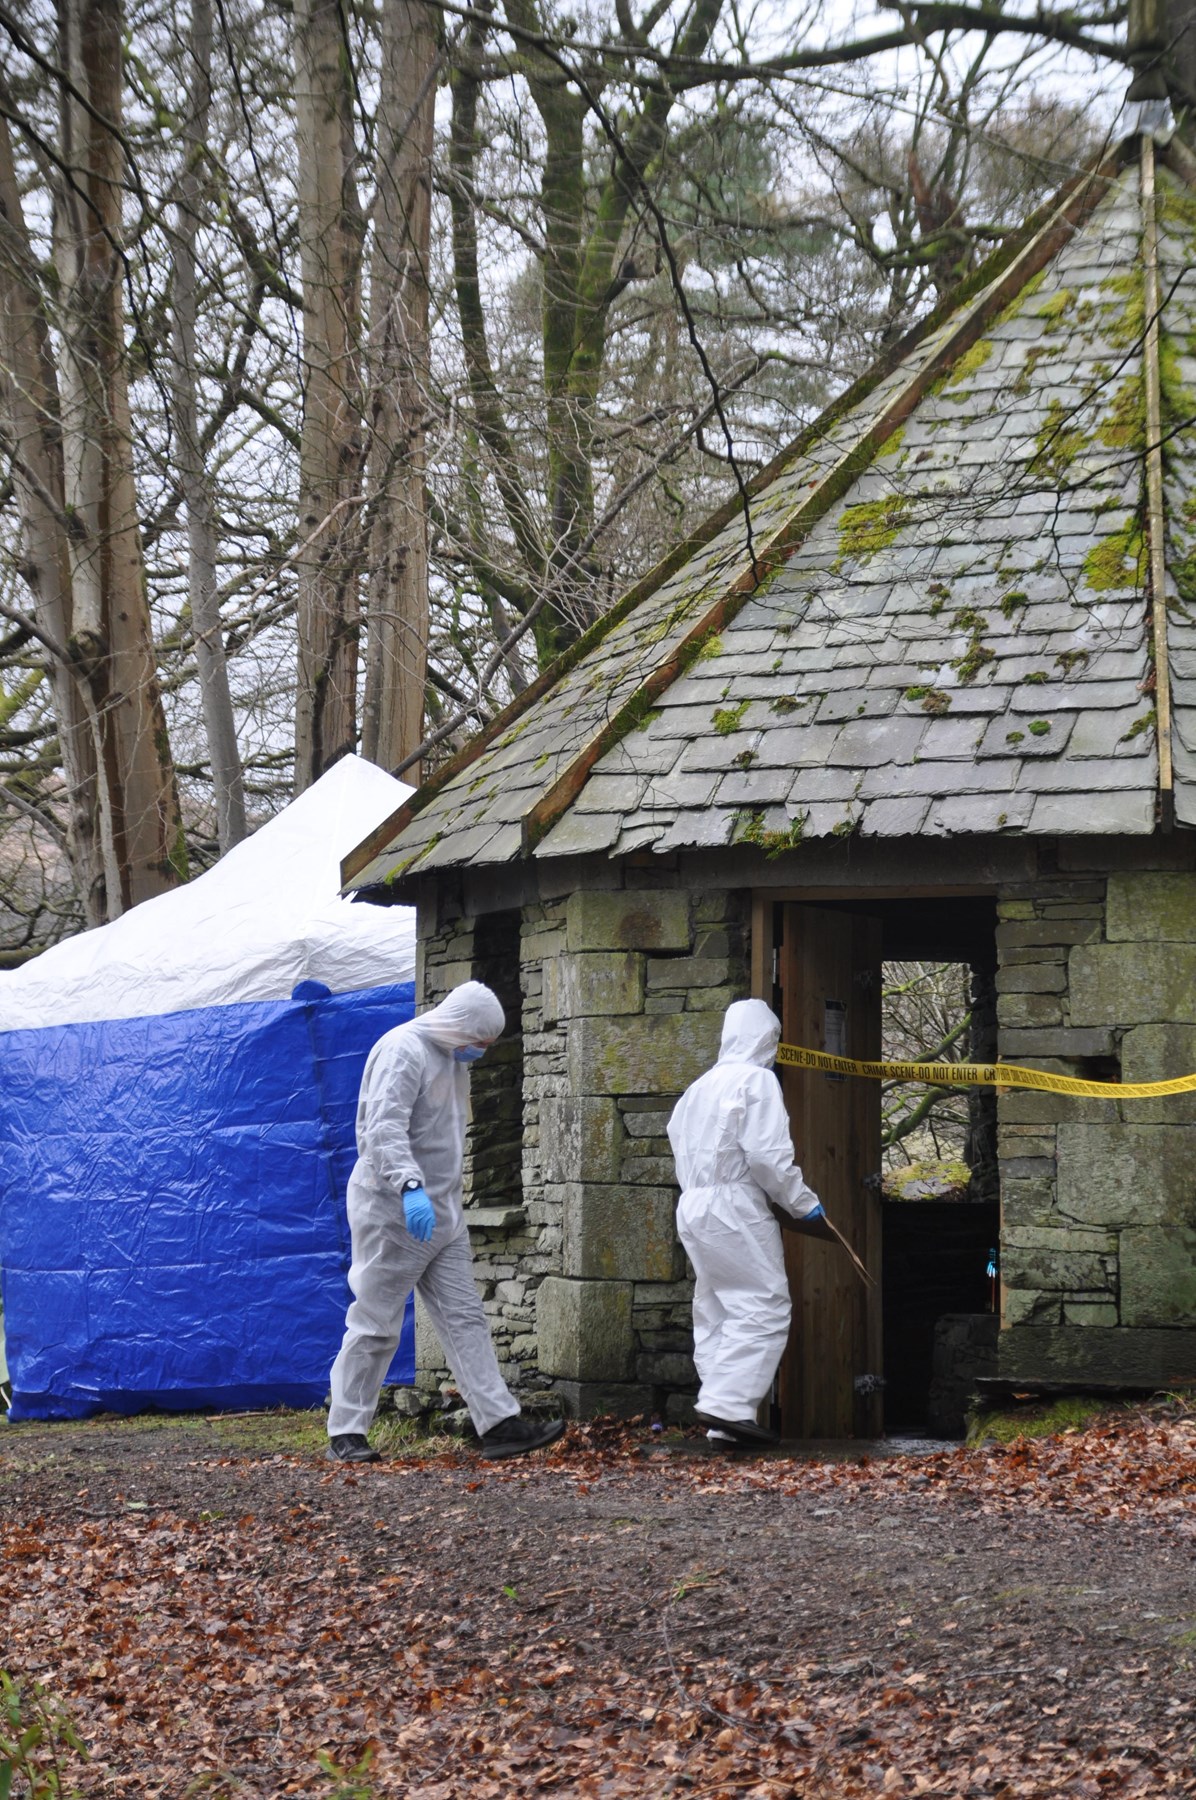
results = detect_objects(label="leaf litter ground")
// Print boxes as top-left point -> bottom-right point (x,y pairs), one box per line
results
1,1406 -> 1195,1797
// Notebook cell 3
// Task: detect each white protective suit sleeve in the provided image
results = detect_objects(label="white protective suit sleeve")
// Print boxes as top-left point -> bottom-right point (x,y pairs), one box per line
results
356,1034 -> 428,1199
740,1068 -> 822,1221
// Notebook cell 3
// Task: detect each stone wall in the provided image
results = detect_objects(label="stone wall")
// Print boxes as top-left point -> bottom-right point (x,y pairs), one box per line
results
996,867 -> 1196,1388
409,887 -> 551,1409
927,1314 -> 999,1438
533,880 -> 751,1418
411,874 -> 750,1418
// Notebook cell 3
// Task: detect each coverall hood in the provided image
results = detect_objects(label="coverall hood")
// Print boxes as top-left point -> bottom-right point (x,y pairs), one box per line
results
717,998 -> 781,1068
414,980 -> 506,1050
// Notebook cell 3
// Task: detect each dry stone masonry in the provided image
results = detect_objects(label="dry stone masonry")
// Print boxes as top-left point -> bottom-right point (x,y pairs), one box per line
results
997,861 -> 1196,1388
409,875 -> 749,1419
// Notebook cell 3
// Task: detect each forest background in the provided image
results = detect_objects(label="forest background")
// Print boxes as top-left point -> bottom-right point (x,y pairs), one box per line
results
0,0 -> 1171,1167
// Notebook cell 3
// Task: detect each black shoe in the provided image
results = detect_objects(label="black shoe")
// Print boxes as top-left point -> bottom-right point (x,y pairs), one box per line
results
327,1433 -> 381,1464
477,1415 -> 566,1460
694,1410 -> 778,1447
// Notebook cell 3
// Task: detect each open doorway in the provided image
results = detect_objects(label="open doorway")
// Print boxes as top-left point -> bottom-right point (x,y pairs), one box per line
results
758,895 -> 999,1440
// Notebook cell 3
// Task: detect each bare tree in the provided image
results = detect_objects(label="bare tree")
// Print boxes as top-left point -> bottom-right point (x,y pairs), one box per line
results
361,0 -> 441,780
0,107 -> 103,921
1,0 -> 184,921
171,0 -> 248,851
293,0 -> 366,788
0,0 -> 1143,943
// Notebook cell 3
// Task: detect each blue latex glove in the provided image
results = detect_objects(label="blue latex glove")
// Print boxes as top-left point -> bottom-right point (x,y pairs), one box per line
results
453,1045 -> 486,1063
402,1186 -> 436,1242
807,1203 -> 825,1220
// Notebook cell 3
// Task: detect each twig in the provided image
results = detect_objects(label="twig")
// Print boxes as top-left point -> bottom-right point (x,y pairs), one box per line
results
391,359 -> 766,778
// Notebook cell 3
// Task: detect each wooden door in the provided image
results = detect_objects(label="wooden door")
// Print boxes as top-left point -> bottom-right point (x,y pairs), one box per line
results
776,904 -> 883,1438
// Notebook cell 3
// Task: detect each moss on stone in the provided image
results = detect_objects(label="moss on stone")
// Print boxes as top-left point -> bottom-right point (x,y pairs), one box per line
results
1084,517 -> 1146,594
835,494 -> 914,566
1160,332 -> 1196,434
948,605 -> 994,685
1097,375 -> 1146,452
1011,343 -> 1056,397
712,699 -> 750,735
1104,271 -> 1145,352
1036,287 -> 1075,325
1055,648 -> 1090,675
955,643 -> 995,684
1032,397 -> 1088,480
497,717 -> 531,750
1000,589 -> 1029,617
1028,719 -> 1052,737
735,807 -> 807,857
921,688 -> 952,714
944,337 -> 993,388
387,832 -> 440,881
1121,708 -> 1157,742
770,696 -> 800,715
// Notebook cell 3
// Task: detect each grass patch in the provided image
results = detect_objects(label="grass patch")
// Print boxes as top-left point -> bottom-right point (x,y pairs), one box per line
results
967,1394 -> 1117,1446
0,1405 -> 467,1464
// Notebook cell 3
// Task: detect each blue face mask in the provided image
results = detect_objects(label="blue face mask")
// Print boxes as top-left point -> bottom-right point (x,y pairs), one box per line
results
453,1045 -> 486,1064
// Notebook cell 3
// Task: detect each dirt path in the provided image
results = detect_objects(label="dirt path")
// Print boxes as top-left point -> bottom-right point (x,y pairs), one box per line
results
1,1410 -> 1194,1797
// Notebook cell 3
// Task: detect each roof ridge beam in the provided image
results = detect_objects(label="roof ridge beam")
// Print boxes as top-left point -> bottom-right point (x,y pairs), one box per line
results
1140,131 -> 1175,817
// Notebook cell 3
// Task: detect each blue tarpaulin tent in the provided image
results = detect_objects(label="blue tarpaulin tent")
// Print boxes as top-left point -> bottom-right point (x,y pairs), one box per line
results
0,981 -> 415,1420
0,758 -> 419,1421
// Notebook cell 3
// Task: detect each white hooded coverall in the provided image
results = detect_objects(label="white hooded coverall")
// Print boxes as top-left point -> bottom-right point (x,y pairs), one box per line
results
327,981 -> 520,1439
668,998 -> 822,1423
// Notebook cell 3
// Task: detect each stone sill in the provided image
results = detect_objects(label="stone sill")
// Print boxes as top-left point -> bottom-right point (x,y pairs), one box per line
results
465,1206 -> 527,1231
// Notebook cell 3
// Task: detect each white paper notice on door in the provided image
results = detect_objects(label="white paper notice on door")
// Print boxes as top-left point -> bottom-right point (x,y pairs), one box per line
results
824,998 -> 847,1080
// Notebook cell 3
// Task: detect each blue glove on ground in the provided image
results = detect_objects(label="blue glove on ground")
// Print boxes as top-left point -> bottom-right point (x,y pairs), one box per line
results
402,1186 -> 436,1243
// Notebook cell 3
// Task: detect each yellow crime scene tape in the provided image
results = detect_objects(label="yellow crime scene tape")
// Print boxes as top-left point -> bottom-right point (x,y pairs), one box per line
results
775,1042 -> 1196,1100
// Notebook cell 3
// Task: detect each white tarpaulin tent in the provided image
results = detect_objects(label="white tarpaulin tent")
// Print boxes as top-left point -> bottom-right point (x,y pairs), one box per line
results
0,754 -> 415,1031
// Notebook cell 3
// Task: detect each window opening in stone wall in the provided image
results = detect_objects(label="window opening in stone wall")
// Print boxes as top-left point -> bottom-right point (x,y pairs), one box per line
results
463,909 -> 524,1222
881,955 -> 999,1439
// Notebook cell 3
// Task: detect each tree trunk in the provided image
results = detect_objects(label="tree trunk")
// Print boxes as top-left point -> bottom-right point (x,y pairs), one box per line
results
361,0 -> 439,780
54,0 -> 184,914
0,111 -> 104,922
1164,0 -> 1196,116
293,0 -> 366,790
171,0 -> 247,851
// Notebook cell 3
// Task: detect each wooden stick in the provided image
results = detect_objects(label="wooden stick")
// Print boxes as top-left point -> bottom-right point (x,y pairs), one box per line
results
778,1207 -> 876,1288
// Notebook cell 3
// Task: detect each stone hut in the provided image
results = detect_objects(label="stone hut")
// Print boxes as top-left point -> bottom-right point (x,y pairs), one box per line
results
344,129 -> 1196,1436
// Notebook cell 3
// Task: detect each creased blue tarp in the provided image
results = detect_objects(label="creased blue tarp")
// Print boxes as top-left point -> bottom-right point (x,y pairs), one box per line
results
0,981 -> 415,1420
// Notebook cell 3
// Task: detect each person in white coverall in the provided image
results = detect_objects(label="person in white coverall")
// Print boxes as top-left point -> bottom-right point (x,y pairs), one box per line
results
668,997 -> 827,1447
327,980 -> 565,1463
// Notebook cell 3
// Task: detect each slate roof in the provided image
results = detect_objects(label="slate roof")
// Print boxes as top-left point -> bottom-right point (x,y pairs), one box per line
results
346,135 -> 1196,892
